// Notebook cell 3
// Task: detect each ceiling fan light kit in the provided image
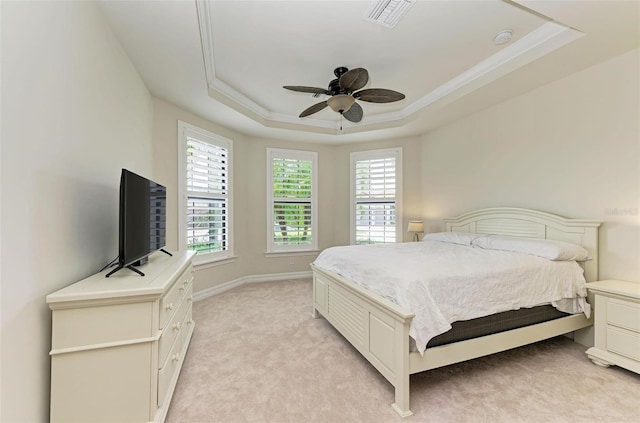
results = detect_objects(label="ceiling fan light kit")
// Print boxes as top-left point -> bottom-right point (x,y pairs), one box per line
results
283,67 -> 405,126
327,95 -> 355,113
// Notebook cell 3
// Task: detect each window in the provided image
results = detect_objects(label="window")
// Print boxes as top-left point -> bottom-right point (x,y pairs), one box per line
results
267,148 -> 318,253
178,121 -> 233,263
350,148 -> 402,244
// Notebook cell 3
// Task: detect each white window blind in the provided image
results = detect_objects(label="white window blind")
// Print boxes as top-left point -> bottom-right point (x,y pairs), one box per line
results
179,121 -> 233,263
351,148 -> 402,245
267,149 -> 317,252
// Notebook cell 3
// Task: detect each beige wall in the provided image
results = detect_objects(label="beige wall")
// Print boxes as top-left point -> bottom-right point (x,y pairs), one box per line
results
152,98 -> 248,252
0,2 -> 153,421
153,97 -> 423,293
332,137 -> 424,246
152,98 -> 337,293
420,48 -> 640,282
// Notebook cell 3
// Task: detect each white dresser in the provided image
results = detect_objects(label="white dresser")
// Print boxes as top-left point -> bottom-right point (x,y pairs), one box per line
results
586,280 -> 640,375
47,250 -> 196,423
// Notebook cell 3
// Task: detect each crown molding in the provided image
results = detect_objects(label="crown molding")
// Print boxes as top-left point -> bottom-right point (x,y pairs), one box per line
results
196,0 -> 582,135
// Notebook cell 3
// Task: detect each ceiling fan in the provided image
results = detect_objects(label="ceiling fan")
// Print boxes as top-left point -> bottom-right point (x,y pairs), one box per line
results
283,67 -> 405,124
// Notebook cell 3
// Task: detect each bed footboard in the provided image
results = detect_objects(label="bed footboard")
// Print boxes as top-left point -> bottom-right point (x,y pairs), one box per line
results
311,265 -> 415,417
311,264 -> 592,418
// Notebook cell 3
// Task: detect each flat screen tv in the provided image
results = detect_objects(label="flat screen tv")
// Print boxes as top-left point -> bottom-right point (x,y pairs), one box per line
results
105,169 -> 171,277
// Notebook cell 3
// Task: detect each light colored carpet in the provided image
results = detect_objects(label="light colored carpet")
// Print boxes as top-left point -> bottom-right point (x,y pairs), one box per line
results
166,279 -> 640,423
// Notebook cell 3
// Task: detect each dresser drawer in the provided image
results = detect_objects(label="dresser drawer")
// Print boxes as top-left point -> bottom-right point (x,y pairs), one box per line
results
160,265 -> 194,328
607,299 -> 640,332
607,326 -> 640,361
181,302 -> 194,347
51,302 -> 154,350
158,317 -> 189,407
158,284 -> 192,366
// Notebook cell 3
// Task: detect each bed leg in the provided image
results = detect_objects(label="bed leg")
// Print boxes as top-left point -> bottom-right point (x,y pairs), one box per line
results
391,373 -> 413,418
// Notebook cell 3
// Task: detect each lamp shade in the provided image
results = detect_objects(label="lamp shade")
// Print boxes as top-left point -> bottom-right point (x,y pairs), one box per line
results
407,221 -> 424,233
327,94 -> 355,113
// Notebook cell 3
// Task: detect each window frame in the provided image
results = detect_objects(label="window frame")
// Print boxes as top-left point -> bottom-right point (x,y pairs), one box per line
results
266,148 -> 318,254
178,120 -> 234,265
350,147 -> 403,245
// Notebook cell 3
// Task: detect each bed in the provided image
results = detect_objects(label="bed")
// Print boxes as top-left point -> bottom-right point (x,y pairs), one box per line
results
310,208 -> 601,417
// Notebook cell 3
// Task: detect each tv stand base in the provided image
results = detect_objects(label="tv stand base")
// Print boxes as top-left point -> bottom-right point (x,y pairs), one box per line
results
105,264 -> 144,278
104,249 -> 174,278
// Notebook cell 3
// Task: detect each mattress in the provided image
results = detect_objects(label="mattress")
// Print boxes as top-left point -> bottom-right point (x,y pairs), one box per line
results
424,305 -> 569,348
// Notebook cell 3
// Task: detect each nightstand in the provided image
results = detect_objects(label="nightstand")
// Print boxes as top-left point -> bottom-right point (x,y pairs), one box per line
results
586,280 -> 640,374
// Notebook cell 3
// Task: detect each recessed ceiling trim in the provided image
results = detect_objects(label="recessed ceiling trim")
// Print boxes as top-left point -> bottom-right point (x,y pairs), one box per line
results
404,21 -> 584,115
209,78 -> 270,120
266,112 -> 337,131
197,0 -> 272,126
196,1 -> 583,136
196,0 -> 216,91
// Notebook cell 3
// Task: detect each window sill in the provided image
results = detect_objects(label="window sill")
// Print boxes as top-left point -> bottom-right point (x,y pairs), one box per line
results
193,255 -> 237,270
264,250 -> 320,258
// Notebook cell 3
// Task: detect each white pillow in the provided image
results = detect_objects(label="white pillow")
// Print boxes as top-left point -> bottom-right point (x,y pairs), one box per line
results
472,235 -> 591,261
423,232 -> 485,246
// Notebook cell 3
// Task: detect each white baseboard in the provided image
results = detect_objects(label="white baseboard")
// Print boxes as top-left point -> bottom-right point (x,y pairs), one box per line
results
192,270 -> 313,302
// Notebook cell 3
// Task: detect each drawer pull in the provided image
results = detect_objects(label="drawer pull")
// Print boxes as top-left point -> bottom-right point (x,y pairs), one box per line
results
172,353 -> 180,363
179,286 -> 185,292
165,303 -> 174,312
187,296 -> 193,303
187,319 -> 193,326
172,322 -> 181,331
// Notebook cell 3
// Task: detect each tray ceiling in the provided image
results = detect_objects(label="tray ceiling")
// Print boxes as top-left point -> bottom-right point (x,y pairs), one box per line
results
98,0 -> 640,143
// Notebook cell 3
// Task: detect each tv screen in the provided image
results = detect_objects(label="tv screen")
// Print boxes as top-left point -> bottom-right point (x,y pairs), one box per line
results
106,169 -> 167,277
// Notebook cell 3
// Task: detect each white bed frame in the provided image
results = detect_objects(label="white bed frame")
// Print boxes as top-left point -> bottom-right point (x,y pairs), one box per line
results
311,208 -> 601,417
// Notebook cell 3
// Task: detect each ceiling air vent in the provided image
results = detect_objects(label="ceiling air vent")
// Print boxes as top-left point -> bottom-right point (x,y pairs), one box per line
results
364,0 -> 416,28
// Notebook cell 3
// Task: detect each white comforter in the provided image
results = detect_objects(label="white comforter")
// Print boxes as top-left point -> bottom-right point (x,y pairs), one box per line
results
313,241 -> 590,354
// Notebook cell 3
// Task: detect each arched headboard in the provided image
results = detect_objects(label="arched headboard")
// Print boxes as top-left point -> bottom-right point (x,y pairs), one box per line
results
444,208 -> 602,281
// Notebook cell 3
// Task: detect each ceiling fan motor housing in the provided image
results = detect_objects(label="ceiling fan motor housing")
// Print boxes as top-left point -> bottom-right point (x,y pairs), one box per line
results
328,79 -> 344,95
333,67 -> 349,78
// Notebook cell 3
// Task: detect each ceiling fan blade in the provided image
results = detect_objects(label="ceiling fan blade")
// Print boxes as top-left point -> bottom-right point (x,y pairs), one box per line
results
283,86 -> 330,95
342,102 -> 363,123
354,89 -> 405,103
299,101 -> 328,118
339,68 -> 369,92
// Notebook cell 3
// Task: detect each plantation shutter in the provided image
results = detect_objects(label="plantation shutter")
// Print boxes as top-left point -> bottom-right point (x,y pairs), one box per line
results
354,154 -> 398,244
267,149 -> 317,252
186,138 -> 228,254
